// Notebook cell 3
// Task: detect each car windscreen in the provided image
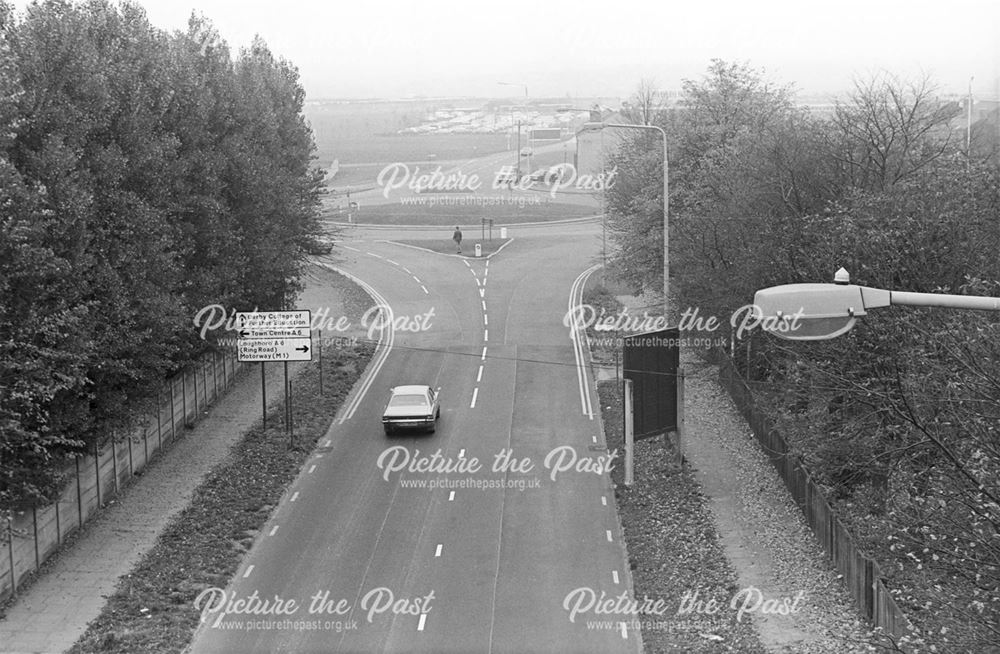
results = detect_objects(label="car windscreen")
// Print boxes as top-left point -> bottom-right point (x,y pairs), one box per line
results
387,394 -> 429,409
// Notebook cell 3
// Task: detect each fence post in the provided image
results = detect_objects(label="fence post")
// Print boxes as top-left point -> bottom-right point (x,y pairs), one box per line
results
94,442 -> 101,507
182,373 -> 188,427
6,514 -> 15,595
111,434 -> 119,496
170,381 -> 176,440
75,456 -> 82,528
156,392 -> 162,451
32,506 -> 39,572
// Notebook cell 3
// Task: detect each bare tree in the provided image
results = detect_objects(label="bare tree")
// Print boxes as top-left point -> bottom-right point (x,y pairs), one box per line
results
621,78 -> 664,126
830,72 -> 961,192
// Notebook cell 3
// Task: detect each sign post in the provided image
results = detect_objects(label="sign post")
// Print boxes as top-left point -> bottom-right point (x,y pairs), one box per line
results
237,311 -> 313,437
624,378 -> 634,486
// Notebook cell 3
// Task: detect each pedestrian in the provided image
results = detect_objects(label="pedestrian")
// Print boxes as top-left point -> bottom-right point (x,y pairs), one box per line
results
452,226 -> 463,254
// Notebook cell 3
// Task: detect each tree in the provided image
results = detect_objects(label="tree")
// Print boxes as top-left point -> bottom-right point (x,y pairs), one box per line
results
829,72 -> 960,193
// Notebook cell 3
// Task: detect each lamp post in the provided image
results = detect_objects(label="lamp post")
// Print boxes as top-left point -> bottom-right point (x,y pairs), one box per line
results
604,123 -> 669,322
498,82 -> 528,181
751,268 -> 1000,341
563,112 -> 670,320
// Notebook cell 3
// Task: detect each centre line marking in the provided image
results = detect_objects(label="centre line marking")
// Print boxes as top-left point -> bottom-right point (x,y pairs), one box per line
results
413,276 -> 422,284
402,266 -> 413,274
612,570 -> 620,584
386,259 -> 399,265
417,613 -> 427,631
606,530 -> 613,542
366,252 -> 383,259
459,449 -> 465,458
477,365 -> 483,382
435,544 -> 442,557
484,329 -> 488,341
481,346 -> 487,360
483,314 -> 488,325
308,464 -> 316,474
470,387 -> 479,408
270,525 -> 279,536
448,490 -> 455,501
601,496 -> 607,506
421,285 -> 429,294
463,260 -> 470,268
290,491 -> 299,502
479,289 -> 485,298
243,565 -> 254,578
324,439 -> 331,447
481,300 -> 487,311
342,245 -> 360,252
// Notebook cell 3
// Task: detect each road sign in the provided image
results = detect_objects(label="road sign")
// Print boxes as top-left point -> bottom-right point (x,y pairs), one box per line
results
237,310 -> 313,362
623,327 -> 679,438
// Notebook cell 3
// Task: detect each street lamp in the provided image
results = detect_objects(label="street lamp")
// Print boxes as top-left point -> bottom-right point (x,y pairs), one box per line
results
498,81 -> 528,180
561,110 -> 671,320
752,268 -> 1000,341
604,123 -> 669,322
497,81 -> 528,99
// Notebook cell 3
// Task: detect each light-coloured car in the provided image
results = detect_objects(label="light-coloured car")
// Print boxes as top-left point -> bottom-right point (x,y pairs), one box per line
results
381,385 -> 441,435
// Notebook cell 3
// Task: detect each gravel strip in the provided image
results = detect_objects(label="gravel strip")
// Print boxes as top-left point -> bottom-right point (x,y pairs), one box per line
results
680,351 -> 878,653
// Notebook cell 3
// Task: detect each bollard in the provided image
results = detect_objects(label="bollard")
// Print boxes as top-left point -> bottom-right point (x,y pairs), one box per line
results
475,243 -> 482,257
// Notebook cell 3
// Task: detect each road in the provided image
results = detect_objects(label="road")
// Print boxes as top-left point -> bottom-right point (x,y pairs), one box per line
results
187,219 -> 641,654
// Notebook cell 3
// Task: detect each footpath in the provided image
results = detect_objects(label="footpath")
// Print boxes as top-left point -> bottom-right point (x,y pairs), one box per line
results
0,265 -> 363,654
678,351 -> 873,651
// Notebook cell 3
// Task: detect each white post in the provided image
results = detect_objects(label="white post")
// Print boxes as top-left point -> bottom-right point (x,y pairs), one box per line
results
676,367 -> 685,465
624,378 -> 634,486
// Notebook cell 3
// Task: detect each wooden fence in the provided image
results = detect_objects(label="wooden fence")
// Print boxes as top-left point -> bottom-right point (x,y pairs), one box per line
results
1,348 -> 244,602
715,351 -> 911,640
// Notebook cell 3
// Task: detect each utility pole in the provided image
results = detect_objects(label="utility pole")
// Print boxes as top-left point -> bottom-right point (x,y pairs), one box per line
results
967,76 -> 974,158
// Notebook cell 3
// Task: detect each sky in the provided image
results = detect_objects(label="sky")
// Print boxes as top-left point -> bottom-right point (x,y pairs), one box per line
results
10,0 -> 1000,101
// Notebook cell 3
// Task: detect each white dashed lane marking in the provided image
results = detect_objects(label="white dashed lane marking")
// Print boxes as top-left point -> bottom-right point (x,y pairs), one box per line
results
421,285 -> 429,294
435,544 -> 443,557
606,530 -> 613,542
448,491 -> 455,501
291,491 -> 299,502
270,525 -> 279,536
612,570 -> 620,584
477,365 -> 483,382
243,565 -> 254,578
418,613 -> 427,631
470,387 -> 479,408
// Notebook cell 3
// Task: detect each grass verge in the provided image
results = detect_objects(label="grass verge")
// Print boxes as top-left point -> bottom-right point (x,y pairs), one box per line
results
67,341 -> 375,654
600,381 -> 766,653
